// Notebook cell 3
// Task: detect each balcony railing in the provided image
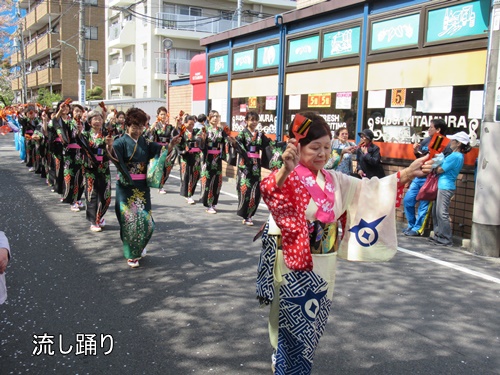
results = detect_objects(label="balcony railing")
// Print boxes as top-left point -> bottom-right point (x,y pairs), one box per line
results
109,61 -> 136,85
108,21 -> 136,48
155,12 -> 245,34
24,0 -> 60,32
38,67 -> 61,86
155,57 -> 191,76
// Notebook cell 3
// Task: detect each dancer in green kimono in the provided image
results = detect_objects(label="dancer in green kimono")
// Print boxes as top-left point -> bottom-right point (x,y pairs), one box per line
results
106,108 -> 180,268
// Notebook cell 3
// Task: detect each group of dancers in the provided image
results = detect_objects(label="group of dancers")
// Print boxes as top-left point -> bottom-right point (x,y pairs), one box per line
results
3,101 -> 279,266
3,103 -> 440,374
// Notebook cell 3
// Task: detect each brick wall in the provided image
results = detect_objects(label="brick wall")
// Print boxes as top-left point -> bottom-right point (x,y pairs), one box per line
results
169,85 -> 193,117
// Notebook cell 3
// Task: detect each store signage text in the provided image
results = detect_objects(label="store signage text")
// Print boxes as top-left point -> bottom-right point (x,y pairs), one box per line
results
371,14 -> 420,50
257,44 -> 279,68
368,114 -> 479,129
323,27 -> 361,58
308,93 -> 331,108
233,50 -> 254,72
426,1 -> 489,42
288,35 -> 319,64
209,55 -> 228,75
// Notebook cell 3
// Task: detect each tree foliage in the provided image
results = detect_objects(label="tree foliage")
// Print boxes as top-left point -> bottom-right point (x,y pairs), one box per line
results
0,0 -> 17,58
87,86 -> 104,100
37,88 -> 62,108
0,52 -> 14,107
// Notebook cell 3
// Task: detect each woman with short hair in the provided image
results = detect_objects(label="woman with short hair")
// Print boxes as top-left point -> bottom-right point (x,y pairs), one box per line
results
106,108 -> 180,268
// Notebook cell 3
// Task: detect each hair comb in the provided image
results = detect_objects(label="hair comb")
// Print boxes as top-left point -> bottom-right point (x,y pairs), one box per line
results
291,114 -> 312,141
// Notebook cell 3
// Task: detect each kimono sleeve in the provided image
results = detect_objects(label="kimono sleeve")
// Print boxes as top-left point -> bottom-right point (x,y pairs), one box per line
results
337,174 -> 399,262
260,171 -> 313,271
147,139 -> 164,159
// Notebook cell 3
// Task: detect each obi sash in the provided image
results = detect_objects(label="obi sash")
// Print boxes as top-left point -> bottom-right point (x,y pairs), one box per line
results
95,156 -> 103,162
247,152 -> 260,158
188,148 -> 201,153
54,137 -> 62,143
295,164 -> 335,224
25,130 -> 34,134
67,143 -> 81,149
208,149 -> 221,155
130,174 -> 146,180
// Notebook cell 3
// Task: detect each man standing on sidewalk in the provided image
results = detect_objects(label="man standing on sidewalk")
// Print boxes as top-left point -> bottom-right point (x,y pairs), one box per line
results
403,119 -> 449,236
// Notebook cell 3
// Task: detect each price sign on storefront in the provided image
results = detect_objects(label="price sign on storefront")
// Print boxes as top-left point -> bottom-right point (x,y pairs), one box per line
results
248,96 -> 257,109
308,93 -> 331,108
391,88 -> 406,107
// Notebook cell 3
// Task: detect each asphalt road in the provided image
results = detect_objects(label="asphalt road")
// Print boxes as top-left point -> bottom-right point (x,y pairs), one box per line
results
1,132 -> 500,375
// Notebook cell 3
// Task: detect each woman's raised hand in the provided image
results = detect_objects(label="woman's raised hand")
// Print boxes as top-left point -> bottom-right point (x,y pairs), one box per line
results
282,138 -> 300,172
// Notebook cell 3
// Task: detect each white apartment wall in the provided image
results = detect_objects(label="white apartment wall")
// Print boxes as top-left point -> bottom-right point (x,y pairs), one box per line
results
106,0 -> 296,100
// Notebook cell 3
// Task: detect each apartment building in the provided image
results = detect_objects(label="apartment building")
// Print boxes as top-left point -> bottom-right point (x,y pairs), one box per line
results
105,0 -> 297,101
11,0 -> 105,102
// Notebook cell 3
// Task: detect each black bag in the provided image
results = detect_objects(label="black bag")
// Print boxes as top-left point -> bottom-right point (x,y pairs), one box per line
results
226,143 -> 237,166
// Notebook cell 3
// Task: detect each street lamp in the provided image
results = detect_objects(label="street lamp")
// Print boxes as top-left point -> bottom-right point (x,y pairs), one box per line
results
88,65 -> 94,89
163,38 -> 173,114
58,39 -> 86,105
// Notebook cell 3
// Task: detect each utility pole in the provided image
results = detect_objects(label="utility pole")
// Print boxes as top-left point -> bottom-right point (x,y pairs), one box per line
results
16,2 -> 28,103
78,0 -> 86,105
237,0 -> 242,27
470,0 -> 500,256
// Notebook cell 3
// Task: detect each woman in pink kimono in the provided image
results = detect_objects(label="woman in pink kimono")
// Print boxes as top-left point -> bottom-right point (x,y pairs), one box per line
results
258,112 -> 430,374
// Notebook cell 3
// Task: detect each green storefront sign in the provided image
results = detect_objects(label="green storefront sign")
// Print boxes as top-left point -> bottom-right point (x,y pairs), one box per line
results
233,50 -> 254,72
371,14 -> 420,51
323,27 -> 361,58
257,44 -> 279,68
209,55 -> 228,76
427,0 -> 489,43
288,35 -> 319,64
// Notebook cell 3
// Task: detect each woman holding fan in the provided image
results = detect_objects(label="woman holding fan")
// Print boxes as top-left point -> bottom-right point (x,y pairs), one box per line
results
257,112 -> 431,374
200,110 -> 233,214
106,108 -> 180,268
176,115 -> 205,205
235,111 -> 271,225
78,110 -> 112,232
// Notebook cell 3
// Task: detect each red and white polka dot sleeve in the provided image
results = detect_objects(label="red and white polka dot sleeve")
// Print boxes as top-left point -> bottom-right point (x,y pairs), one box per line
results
261,171 -> 313,271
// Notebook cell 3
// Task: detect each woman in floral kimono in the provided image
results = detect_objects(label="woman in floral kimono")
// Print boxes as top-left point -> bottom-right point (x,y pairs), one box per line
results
200,110 -> 231,214
79,111 -> 112,232
18,105 -> 39,171
32,109 -> 49,179
106,108 -> 180,268
56,103 -> 85,210
151,106 -> 174,195
175,115 -> 205,205
235,111 -> 271,225
47,102 -> 66,195
257,112 -> 430,375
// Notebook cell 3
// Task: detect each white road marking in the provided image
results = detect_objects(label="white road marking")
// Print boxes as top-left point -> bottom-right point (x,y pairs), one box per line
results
168,173 -> 499,283
398,247 -> 500,284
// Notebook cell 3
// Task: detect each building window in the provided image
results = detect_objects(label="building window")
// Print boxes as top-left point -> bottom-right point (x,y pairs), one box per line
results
84,0 -> 97,5
221,11 -> 233,20
84,26 -> 98,40
86,60 -> 98,74
179,5 -> 202,16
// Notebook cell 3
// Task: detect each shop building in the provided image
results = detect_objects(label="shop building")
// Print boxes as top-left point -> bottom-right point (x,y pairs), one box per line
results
200,0 -> 490,239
